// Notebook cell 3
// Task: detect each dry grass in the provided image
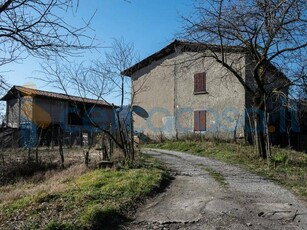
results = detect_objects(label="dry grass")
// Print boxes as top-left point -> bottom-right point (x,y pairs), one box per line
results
0,164 -> 88,203
0,146 -> 129,202
0,154 -> 168,230
0,146 -> 126,185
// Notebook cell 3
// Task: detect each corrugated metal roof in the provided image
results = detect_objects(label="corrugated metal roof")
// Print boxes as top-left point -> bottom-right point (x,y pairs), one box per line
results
1,86 -> 113,107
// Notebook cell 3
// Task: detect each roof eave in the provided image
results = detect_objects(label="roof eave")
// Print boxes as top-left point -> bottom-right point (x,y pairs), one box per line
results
121,40 -> 181,77
121,40 -> 247,77
1,86 -> 115,107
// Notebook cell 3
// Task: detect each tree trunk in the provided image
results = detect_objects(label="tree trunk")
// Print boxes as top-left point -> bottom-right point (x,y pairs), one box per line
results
253,89 -> 268,159
264,103 -> 271,160
116,110 -> 127,159
254,120 -> 267,159
58,127 -> 64,168
59,139 -> 64,168
84,150 -> 89,167
130,112 -> 135,160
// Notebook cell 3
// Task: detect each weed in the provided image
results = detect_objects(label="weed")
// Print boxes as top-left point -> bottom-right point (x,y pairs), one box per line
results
204,167 -> 227,187
271,152 -> 289,166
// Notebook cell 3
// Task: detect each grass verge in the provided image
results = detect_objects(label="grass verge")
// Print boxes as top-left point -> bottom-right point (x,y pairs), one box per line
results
146,141 -> 307,200
0,156 -> 169,230
201,166 -> 227,187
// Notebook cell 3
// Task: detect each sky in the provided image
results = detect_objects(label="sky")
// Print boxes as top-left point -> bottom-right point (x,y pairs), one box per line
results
2,0 -> 195,104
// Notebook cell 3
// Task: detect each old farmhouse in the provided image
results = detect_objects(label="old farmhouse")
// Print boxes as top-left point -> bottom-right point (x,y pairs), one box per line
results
1,86 -> 114,147
123,40 -> 290,143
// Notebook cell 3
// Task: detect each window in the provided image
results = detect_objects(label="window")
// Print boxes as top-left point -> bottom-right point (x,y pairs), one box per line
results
194,110 -> 206,131
194,72 -> 207,94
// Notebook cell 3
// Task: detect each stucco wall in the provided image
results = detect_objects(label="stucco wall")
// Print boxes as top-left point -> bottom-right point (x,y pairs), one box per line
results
132,50 -> 247,139
174,52 -> 246,139
132,53 -> 176,138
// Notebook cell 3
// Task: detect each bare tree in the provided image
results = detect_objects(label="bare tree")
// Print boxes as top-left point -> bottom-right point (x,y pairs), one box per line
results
91,39 -> 138,160
182,0 -> 307,159
38,39 -> 138,162
0,0 -> 94,90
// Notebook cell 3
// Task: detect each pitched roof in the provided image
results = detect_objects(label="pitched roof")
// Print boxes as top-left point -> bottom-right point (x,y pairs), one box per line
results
121,40 -> 289,84
121,40 -> 246,77
1,86 -> 112,107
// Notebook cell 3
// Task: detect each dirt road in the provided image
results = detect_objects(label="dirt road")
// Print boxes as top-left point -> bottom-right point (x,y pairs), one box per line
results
126,149 -> 307,230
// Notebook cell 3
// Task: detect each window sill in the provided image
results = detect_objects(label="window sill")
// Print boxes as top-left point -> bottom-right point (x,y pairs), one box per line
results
194,91 -> 208,95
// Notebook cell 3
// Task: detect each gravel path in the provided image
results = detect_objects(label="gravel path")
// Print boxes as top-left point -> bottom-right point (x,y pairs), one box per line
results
126,149 -> 307,230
